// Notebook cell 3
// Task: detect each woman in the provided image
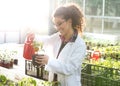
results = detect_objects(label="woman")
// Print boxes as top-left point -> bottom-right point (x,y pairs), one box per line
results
29,3 -> 86,86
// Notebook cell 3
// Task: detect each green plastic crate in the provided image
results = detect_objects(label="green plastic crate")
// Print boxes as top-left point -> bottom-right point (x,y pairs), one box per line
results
81,73 -> 120,86
81,63 -> 120,86
82,63 -> 120,80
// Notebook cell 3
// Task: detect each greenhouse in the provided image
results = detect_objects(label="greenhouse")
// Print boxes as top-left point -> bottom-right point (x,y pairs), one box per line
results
0,0 -> 120,86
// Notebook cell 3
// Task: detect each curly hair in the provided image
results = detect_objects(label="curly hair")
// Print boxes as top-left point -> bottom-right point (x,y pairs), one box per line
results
53,3 -> 86,35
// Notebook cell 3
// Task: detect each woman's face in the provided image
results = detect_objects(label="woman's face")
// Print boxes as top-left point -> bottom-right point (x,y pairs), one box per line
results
53,16 -> 72,37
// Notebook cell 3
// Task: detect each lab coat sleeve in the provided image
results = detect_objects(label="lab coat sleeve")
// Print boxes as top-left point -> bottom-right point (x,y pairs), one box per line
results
45,43 -> 86,75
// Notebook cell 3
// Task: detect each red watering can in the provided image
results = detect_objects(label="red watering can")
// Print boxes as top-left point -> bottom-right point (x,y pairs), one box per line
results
91,50 -> 101,61
23,33 -> 35,60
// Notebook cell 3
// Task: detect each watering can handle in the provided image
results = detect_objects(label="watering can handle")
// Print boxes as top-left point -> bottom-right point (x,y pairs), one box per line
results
26,33 -> 35,42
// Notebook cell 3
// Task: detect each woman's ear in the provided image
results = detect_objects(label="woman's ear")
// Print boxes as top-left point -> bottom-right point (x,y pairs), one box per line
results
68,18 -> 72,24
67,18 -> 72,27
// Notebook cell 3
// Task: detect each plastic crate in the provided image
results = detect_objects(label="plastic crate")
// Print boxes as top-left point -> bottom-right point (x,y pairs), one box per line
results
81,73 -> 96,86
81,63 -> 120,86
81,73 -> 120,86
82,63 -> 120,80
25,60 -> 49,81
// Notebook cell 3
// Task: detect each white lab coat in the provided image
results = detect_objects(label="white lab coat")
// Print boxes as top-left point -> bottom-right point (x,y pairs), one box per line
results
35,32 -> 86,86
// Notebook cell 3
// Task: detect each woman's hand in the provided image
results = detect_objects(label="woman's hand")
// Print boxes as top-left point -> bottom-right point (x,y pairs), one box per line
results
35,55 -> 49,66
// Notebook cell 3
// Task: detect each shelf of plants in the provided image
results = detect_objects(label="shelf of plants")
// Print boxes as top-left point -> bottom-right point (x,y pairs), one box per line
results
82,34 -> 120,86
